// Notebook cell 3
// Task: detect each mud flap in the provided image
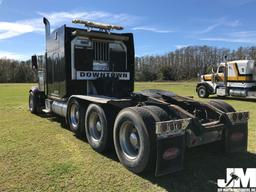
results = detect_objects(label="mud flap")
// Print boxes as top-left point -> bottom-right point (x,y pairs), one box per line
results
225,122 -> 248,153
224,112 -> 249,153
155,134 -> 186,176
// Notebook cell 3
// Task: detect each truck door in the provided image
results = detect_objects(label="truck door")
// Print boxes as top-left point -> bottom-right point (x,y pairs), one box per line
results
217,65 -> 225,82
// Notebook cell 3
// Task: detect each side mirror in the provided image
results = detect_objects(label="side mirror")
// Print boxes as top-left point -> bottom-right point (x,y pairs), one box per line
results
211,65 -> 217,74
211,67 -> 215,74
31,55 -> 38,70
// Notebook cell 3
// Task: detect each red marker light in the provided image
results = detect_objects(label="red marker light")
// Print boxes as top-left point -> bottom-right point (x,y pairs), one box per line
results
232,113 -> 237,121
162,126 -> 168,133
238,113 -> 243,120
244,113 -> 249,119
176,122 -> 182,130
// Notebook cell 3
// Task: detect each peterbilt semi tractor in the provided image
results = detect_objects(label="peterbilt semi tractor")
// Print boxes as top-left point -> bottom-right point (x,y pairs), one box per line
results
197,60 -> 256,98
29,18 -> 249,176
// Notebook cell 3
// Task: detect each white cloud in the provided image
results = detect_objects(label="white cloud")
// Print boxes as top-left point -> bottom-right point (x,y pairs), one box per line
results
175,44 -> 190,49
0,50 -> 31,60
132,26 -> 174,33
200,18 -> 240,33
200,31 -> 256,44
0,19 -> 43,40
0,18 -> 45,40
0,10 -> 140,41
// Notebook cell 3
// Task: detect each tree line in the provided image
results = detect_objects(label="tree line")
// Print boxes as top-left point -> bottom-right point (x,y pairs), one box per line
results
0,46 -> 256,83
135,46 -> 256,81
0,58 -> 36,83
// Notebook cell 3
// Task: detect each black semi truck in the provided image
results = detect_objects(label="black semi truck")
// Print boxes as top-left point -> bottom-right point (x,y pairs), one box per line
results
29,18 -> 249,176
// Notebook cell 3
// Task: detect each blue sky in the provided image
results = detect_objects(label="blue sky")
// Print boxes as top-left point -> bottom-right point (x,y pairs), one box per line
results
0,0 -> 256,60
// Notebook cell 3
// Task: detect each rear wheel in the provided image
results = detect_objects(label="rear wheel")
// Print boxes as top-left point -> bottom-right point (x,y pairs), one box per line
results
113,107 -> 156,173
85,104 -> 109,153
197,85 -> 209,98
67,99 -> 85,136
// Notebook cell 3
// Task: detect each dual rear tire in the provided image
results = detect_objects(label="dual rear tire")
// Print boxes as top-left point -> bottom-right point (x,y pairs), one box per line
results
85,104 -> 109,153
67,100 -> 169,174
67,100 -> 110,152
67,99 -> 86,136
113,106 -> 168,173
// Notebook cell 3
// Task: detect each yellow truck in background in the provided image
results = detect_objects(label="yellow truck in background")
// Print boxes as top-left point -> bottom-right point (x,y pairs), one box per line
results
196,60 -> 256,98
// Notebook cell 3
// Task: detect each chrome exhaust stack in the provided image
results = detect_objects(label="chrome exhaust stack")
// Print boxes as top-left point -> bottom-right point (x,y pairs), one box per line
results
43,17 -> 50,40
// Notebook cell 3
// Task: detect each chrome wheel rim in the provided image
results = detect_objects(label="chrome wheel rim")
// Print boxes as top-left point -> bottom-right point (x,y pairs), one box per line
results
119,121 -> 140,160
70,103 -> 79,130
29,95 -> 33,111
88,112 -> 103,142
199,89 -> 206,97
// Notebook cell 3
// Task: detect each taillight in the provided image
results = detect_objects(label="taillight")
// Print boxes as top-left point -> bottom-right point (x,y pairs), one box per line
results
226,112 -> 249,125
244,112 -> 249,119
238,113 -> 243,120
156,118 -> 191,136
175,122 -> 182,130
232,113 -> 237,121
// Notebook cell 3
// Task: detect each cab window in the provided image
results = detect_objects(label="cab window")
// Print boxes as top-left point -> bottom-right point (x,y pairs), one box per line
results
218,66 -> 225,73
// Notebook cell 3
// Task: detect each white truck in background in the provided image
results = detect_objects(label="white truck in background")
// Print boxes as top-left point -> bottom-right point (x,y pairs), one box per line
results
196,60 -> 256,99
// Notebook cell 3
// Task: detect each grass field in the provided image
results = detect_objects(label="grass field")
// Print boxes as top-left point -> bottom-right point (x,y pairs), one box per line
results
0,82 -> 255,192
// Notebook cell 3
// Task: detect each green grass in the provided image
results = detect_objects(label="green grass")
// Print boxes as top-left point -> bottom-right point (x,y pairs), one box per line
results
0,82 -> 255,192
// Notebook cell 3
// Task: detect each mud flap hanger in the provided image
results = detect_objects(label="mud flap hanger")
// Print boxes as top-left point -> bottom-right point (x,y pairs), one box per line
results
155,118 -> 191,176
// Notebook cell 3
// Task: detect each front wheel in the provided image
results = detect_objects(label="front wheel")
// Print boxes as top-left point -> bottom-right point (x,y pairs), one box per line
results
197,85 -> 209,98
113,107 -> 156,174
29,92 -> 39,114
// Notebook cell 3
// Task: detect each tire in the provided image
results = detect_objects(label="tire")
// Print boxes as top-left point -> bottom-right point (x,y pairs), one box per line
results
141,105 -> 169,122
113,107 -> 156,174
208,100 -> 236,113
197,85 -> 209,98
29,92 -> 38,114
29,91 -> 42,114
85,104 -> 109,153
67,99 -> 85,136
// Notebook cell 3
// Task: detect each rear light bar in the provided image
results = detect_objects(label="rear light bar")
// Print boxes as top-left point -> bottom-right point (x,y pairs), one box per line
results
156,118 -> 191,137
72,19 -> 124,31
226,112 -> 249,125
